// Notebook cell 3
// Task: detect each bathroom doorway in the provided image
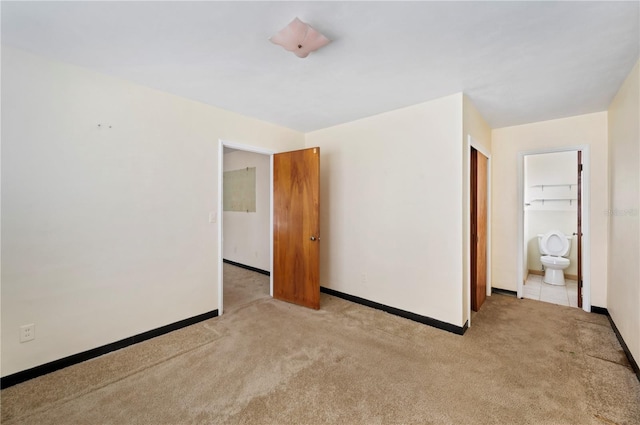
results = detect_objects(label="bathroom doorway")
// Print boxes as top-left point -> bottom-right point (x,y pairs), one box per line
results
517,147 -> 590,311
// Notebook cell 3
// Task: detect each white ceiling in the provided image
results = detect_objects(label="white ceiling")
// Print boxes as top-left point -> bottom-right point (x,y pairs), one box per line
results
2,1 -> 638,132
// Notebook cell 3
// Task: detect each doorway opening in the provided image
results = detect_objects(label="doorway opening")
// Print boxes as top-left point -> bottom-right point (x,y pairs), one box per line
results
470,146 -> 489,312
218,142 -> 321,315
218,140 -> 274,316
517,147 -> 590,311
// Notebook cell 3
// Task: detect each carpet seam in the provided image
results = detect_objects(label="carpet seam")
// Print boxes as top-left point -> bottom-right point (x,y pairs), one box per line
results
584,353 -> 633,369
593,412 -> 622,425
1,337 -> 223,425
224,296 -> 272,314
575,318 -> 610,327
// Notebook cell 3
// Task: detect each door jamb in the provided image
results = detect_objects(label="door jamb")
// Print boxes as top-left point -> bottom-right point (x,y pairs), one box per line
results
466,135 -> 492,327
516,145 -> 591,311
217,139 -> 275,316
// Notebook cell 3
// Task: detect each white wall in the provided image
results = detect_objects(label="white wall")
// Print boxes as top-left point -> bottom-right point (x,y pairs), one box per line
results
525,152 -> 578,276
1,47 -> 304,376
491,112 -> 609,307
223,150 -> 270,271
306,94 -> 465,327
607,60 -> 639,364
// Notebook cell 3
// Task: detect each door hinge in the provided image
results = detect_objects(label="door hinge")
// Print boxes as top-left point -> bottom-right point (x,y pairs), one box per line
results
578,163 -> 583,172
579,280 -> 583,288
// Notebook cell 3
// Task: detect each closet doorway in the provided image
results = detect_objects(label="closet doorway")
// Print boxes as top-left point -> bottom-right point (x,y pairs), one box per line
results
471,147 -> 489,312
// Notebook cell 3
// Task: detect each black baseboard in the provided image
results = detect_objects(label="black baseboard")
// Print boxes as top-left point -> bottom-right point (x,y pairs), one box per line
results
492,288 -> 518,297
320,287 -> 467,335
584,305 -> 639,382
0,309 -> 218,389
223,259 -> 270,276
591,306 -> 608,315
590,307 -> 639,382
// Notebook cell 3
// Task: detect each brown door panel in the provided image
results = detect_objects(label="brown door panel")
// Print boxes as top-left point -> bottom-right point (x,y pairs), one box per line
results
273,148 -> 320,310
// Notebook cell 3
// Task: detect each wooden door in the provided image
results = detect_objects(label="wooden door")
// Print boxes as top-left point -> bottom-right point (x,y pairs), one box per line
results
577,151 -> 583,308
273,147 -> 320,310
471,148 -> 488,312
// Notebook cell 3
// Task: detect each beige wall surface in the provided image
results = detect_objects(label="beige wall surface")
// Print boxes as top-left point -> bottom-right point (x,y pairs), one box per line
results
306,94 -> 465,327
223,150 -> 271,271
463,95 -> 492,155
607,60 -> 639,363
0,47 -> 304,376
491,112 -> 609,307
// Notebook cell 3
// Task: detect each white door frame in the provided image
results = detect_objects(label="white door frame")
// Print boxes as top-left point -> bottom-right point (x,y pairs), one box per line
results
217,139 -> 275,315
516,145 -> 591,312
466,135 -> 492,327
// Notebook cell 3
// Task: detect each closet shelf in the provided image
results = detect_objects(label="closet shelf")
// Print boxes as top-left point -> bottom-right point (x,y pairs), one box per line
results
525,198 -> 577,206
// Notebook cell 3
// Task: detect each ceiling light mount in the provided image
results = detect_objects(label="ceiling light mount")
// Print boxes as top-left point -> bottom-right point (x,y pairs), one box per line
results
270,17 -> 330,58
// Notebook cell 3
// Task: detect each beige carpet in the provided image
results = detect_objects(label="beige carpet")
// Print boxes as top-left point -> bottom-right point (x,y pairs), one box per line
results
2,264 -> 639,424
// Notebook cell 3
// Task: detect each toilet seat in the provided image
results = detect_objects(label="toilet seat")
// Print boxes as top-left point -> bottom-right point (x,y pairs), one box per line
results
541,255 -> 570,266
540,230 -> 570,257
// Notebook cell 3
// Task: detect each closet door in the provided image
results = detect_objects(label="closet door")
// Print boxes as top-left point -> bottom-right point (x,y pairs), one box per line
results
471,148 -> 488,312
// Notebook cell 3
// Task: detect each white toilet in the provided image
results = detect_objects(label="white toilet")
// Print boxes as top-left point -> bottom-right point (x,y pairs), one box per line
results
537,230 -> 572,285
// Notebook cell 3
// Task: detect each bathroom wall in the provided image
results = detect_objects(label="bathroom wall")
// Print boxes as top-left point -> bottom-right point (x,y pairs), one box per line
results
223,149 -> 271,271
524,152 -> 578,277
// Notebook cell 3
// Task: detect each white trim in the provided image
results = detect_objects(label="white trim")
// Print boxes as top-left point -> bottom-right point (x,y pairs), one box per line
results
466,135 -> 492,327
221,140 -> 275,156
269,154 -> 274,297
217,139 -> 276,316
517,152 -> 524,300
465,141 -> 471,327
486,155 -> 492,300
218,140 -> 224,315
516,145 -> 591,312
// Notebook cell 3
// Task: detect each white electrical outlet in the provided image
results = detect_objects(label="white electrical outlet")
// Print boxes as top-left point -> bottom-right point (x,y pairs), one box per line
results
20,324 -> 35,342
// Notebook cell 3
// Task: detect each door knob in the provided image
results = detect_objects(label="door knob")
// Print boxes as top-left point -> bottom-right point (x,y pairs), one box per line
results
310,236 -> 317,241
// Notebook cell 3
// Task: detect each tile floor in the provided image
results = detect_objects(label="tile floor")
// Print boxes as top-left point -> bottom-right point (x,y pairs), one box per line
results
523,274 -> 578,308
